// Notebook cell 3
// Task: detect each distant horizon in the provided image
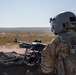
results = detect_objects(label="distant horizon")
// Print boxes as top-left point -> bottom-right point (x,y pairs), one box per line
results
0,27 -> 50,28
0,27 -> 50,31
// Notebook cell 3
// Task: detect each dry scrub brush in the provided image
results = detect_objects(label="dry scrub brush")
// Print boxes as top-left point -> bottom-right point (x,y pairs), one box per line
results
0,30 -> 55,45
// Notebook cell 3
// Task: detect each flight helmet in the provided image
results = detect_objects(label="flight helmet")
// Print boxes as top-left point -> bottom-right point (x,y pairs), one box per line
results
50,11 -> 76,35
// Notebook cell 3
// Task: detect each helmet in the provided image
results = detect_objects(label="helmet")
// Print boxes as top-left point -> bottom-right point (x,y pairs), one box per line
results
50,11 -> 76,35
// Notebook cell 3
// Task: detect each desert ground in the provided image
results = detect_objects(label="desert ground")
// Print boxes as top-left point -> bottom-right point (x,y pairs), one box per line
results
0,44 -> 25,54
0,28 -> 55,54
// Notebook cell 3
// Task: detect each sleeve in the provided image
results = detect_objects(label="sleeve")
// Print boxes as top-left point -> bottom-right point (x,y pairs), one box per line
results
41,38 -> 57,74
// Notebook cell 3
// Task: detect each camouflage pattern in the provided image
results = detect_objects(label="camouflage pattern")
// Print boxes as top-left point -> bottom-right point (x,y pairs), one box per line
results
41,30 -> 76,75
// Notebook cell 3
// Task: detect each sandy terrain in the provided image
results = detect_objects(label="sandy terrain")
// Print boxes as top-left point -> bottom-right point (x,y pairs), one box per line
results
0,44 -> 26,54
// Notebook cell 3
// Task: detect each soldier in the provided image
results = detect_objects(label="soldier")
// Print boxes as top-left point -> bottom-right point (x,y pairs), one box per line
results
40,11 -> 76,75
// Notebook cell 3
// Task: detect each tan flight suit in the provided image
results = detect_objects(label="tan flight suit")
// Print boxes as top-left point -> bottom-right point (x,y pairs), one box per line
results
41,30 -> 76,75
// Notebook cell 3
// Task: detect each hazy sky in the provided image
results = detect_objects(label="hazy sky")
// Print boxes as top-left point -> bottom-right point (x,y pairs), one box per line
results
0,0 -> 76,27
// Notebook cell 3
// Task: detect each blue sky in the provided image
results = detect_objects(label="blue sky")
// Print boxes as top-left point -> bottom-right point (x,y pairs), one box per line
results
0,0 -> 76,27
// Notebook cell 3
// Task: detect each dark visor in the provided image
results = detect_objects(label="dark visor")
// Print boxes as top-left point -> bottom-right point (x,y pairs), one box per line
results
70,17 -> 76,22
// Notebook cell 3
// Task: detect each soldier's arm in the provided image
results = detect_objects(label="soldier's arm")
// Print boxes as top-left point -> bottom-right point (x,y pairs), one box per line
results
41,37 -> 58,74
41,35 -> 69,74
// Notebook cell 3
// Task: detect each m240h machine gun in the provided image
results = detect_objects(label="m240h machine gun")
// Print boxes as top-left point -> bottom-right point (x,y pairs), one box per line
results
13,38 -> 46,51
13,38 -> 46,66
10,39 -> 46,75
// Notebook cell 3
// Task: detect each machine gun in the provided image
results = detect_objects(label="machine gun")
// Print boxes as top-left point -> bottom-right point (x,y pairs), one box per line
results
13,38 -> 46,51
13,38 -> 46,66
